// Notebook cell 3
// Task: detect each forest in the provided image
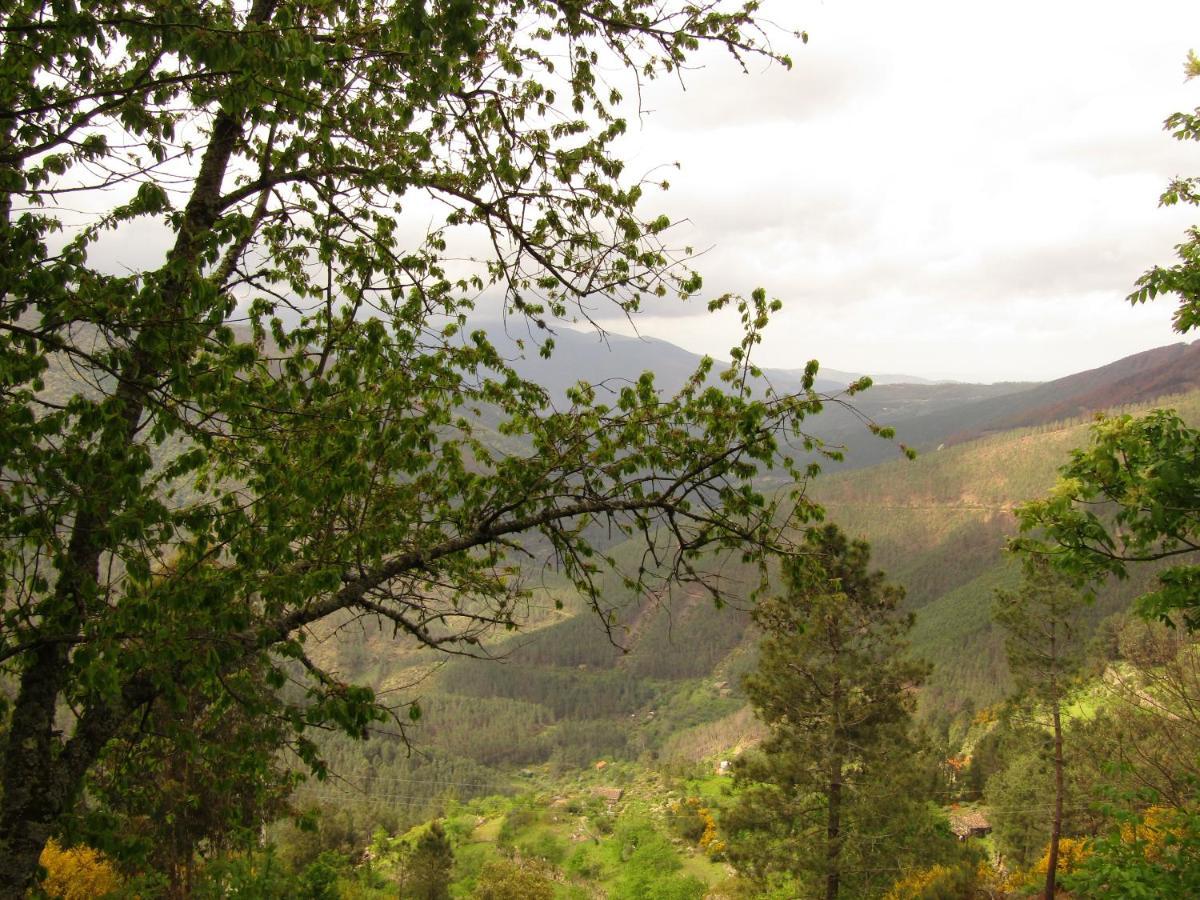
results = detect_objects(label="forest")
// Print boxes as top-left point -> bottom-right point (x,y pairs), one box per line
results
2,1 -> 1200,897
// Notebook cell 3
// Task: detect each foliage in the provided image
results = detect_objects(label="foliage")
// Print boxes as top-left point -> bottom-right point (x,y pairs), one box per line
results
1064,620 -> 1200,822
397,820 -> 454,900
473,856 -> 556,900
1063,805 -> 1200,898
292,852 -> 344,900
985,747 -> 1055,868
723,525 -> 956,898
80,669 -> 297,895
667,797 -> 710,844
38,839 -> 121,900
992,554 -> 1088,895
881,861 -> 982,900
1016,409 -> 1200,626
275,801 -> 401,874
1128,51 -> 1200,333
1031,835 -> 1090,881
440,661 -> 655,722
994,556 -> 1088,706
607,818 -> 705,900
0,0 -> 831,890
191,848 -> 298,900
810,392 -> 1200,718
1020,60 -> 1200,626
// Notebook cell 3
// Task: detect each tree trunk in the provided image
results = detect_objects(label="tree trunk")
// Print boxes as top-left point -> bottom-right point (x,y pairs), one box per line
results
827,756 -> 842,900
0,0 -> 272,878
827,670 -> 844,900
1045,700 -> 1064,899
0,644 -> 73,897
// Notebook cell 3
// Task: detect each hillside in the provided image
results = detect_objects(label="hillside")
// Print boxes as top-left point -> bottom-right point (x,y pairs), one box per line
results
277,342 -> 1200,871
298,387 -> 1200,834
882,340 -> 1200,452
811,388 -> 1200,720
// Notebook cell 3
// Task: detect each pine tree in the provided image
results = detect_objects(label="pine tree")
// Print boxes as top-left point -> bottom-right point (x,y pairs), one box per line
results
399,821 -> 453,900
724,525 -> 950,899
993,555 -> 1087,899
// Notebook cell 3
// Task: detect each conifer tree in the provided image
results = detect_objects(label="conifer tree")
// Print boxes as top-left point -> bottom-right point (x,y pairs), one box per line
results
993,555 -> 1087,899
724,525 -> 947,899
399,820 -> 454,900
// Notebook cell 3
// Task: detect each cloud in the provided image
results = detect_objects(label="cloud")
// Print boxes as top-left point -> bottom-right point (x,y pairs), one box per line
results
63,0 -> 1200,384
590,0 -> 1200,386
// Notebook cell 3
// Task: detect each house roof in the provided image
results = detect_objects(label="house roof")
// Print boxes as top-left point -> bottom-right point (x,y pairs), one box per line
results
948,807 -> 991,838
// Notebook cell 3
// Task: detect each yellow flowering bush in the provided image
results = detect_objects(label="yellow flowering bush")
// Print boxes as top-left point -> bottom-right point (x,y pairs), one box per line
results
1032,835 -> 1091,881
39,839 -> 121,899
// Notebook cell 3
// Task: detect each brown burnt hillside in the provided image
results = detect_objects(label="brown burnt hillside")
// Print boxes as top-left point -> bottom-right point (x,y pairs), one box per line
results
920,341 -> 1200,448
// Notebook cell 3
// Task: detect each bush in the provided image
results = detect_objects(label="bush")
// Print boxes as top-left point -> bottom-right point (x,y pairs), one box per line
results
608,819 -> 705,900
474,857 -> 556,900
1063,806 -> 1200,897
192,849 -> 297,899
497,805 -> 538,846
667,797 -> 709,843
883,862 -> 981,900
297,851 -> 346,900
565,846 -> 603,880
518,831 -> 566,866
38,840 -> 121,899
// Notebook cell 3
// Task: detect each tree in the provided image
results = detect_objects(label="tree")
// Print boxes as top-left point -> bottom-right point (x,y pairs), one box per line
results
0,1 -> 845,892
1127,50 -> 1200,333
1016,409 -> 1200,626
79,668 -> 297,898
993,556 -> 1088,899
474,856 -> 556,900
723,525 -> 950,899
399,820 -> 453,900
1016,53 -> 1200,624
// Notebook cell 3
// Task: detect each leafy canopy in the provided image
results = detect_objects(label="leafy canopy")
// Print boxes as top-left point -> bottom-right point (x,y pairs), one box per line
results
0,0 -> 838,891
1017,54 -> 1200,626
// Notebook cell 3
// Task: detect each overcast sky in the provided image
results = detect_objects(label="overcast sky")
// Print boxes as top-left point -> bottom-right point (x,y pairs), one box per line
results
589,0 -> 1200,382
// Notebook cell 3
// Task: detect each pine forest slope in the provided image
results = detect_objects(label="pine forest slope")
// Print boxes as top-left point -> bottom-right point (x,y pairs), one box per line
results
812,387 -> 1200,720
294,356 -> 1200,827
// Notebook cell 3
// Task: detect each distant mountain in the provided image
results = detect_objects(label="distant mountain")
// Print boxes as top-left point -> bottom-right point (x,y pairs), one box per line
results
482,323 -> 849,396
459,322 -> 1200,481
480,323 -> 946,398
806,367 -> 942,386
882,341 -> 1200,452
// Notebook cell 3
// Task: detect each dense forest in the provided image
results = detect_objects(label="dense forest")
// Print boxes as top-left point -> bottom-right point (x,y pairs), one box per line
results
3,1 -> 1200,898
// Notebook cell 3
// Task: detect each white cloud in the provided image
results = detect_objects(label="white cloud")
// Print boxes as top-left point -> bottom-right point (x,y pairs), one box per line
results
596,0 -> 1200,381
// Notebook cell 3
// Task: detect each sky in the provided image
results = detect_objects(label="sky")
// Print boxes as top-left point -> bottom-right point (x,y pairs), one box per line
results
589,0 -> 1200,382
74,1 -> 1200,384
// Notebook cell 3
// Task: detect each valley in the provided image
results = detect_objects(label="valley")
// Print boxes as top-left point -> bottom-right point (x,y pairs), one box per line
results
262,339 -> 1200,897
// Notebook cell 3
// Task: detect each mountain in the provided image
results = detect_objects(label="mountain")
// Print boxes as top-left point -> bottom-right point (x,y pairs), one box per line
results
806,366 -> 942,386
479,322 -> 1042,470
482,323 -> 848,396
480,322 -> 944,398
890,341 -> 1200,450
296,345 -> 1200,837
794,340 -> 1200,471
479,327 -> 1200,472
